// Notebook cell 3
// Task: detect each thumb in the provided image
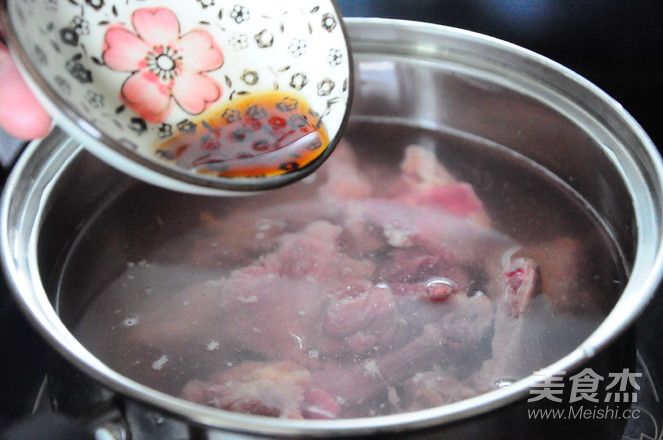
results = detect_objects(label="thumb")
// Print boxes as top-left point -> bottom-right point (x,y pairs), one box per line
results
0,44 -> 52,140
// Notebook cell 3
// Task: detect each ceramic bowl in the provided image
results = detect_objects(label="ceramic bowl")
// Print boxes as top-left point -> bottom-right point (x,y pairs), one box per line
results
0,0 -> 352,194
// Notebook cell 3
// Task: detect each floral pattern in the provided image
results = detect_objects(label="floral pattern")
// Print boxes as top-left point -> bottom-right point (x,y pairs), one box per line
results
86,90 -> 104,108
254,30 -> 274,48
317,78 -> 335,96
230,33 -> 249,50
102,7 -> 224,123
241,70 -> 259,86
65,54 -> 93,83
288,39 -> 307,57
290,73 -> 308,91
197,0 -> 215,8
230,5 -> 250,24
321,13 -> 337,32
9,0 -> 351,185
85,0 -> 104,10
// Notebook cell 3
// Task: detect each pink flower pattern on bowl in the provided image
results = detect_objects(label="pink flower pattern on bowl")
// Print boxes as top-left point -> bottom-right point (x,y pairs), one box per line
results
102,7 -> 224,123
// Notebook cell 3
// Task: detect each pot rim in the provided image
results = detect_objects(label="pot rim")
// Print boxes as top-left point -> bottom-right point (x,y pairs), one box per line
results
2,17 -> 663,436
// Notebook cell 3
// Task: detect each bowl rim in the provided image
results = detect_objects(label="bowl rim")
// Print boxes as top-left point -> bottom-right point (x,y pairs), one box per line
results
2,16 -> 663,436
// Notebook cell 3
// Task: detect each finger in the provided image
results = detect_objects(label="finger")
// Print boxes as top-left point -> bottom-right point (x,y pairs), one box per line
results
0,44 -> 52,140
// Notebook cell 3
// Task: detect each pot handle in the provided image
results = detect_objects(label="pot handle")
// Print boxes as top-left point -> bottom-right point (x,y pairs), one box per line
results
0,412 -> 94,440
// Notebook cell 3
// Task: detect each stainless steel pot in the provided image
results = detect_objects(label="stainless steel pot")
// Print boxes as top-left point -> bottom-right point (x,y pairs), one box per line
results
2,18 -> 663,439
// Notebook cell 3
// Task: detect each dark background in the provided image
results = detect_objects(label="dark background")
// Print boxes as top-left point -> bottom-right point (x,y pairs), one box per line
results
336,0 -> 663,149
1,0 -> 662,435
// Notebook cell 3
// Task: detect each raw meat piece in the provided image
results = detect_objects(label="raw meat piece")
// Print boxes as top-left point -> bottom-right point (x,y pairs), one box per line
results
128,278 -> 227,353
516,238 -> 594,312
133,221 -> 404,364
339,202 -> 386,256
470,257 -> 541,393
394,145 -> 490,224
500,257 -> 541,318
376,248 -> 473,286
403,370 -> 479,411
400,145 -> 456,188
178,210 -> 287,269
317,141 -> 373,200
261,220 -> 375,281
218,266 -> 405,362
181,361 -> 340,419
345,199 -> 515,265
324,281 -> 406,354
310,294 -> 493,409
405,183 -> 487,220
310,324 -> 451,408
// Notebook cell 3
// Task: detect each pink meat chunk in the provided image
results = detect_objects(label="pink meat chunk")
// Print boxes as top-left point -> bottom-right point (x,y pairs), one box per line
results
317,142 -> 373,200
403,371 -> 479,411
499,257 -> 541,318
261,220 -> 375,281
133,221 -> 405,364
181,361 -> 340,419
393,145 -> 490,225
219,266 -> 404,362
400,145 -> 456,188
470,257 -> 541,393
310,294 -> 493,409
324,281 -> 407,354
310,324 -> 451,408
345,199 -> 515,265
516,238 -> 594,312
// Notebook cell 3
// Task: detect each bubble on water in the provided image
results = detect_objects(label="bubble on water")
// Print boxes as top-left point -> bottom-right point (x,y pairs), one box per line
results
494,378 -> 517,389
308,349 -> 319,359
145,287 -> 153,295
376,282 -> 389,289
122,316 -> 139,327
425,278 -> 456,300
